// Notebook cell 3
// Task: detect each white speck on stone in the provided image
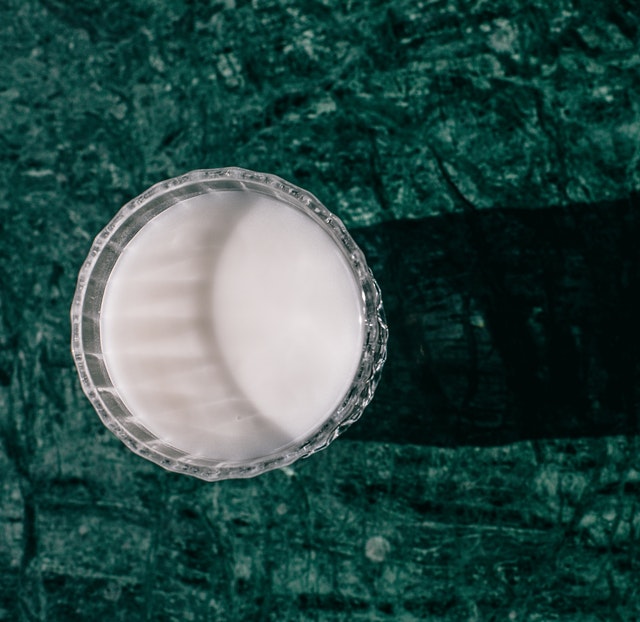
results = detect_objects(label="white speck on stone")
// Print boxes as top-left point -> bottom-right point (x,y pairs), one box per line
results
25,168 -> 55,178
470,313 -> 485,328
234,556 -> 252,580
365,536 -> 391,563
593,85 -> 614,103
149,54 -> 166,73
489,19 -> 518,53
627,468 -> 640,483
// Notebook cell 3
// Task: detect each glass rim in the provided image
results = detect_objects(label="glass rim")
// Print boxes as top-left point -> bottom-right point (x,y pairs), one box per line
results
70,167 -> 388,481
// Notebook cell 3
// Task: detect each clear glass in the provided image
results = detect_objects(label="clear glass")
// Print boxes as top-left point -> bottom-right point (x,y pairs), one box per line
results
70,168 -> 387,481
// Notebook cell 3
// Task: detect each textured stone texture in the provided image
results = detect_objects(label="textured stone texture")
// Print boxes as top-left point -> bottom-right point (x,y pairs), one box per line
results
1,0 -> 640,620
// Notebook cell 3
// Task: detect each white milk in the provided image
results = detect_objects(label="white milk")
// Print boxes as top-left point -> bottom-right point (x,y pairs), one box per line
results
100,191 -> 364,462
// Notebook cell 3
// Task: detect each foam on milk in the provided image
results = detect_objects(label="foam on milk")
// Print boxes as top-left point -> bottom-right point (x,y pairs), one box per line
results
100,190 -> 364,462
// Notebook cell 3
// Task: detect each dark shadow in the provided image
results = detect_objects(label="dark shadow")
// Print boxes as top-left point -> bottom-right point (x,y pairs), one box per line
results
344,192 -> 640,447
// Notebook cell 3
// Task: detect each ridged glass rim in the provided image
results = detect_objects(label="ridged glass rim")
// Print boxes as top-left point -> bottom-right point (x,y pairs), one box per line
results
70,167 -> 387,481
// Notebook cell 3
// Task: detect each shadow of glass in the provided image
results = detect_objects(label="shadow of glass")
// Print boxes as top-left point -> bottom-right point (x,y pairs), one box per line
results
345,192 -> 640,446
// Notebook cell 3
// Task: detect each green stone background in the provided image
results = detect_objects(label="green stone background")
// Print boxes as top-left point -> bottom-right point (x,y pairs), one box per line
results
1,0 -> 640,620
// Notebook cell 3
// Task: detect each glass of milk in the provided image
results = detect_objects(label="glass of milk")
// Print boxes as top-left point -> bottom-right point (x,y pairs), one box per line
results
71,168 -> 387,481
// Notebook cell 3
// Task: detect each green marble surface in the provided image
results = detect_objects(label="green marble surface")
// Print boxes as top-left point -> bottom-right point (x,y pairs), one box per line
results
2,0 -> 640,620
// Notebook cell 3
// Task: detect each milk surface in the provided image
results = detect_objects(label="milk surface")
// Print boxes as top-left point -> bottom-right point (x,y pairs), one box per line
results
100,191 -> 364,461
